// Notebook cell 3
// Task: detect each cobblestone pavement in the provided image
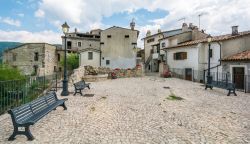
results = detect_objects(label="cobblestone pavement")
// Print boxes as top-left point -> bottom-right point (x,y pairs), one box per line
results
0,77 -> 250,144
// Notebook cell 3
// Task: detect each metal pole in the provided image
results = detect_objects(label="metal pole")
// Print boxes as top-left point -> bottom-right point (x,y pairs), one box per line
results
61,35 -> 69,96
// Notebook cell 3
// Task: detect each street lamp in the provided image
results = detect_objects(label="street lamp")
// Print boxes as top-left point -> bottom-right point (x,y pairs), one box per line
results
206,34 -> 213,89
61,22 -> 70,96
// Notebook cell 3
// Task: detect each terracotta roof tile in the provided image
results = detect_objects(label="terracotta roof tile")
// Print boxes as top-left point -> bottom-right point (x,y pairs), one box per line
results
163,31 -> 250,49
222,50 -> 250,61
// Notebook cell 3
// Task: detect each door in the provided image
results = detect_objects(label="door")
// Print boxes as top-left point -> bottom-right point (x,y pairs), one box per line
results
185,68 -> 192,81
233,67 -> 245,90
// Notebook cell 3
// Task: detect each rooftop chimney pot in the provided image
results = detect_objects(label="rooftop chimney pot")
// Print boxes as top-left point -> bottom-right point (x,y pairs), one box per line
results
232,26 -> 238,35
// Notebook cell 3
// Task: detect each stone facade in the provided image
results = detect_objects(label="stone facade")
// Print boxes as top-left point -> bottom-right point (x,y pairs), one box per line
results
62,29 -> 102,67
3,43 -> 58,76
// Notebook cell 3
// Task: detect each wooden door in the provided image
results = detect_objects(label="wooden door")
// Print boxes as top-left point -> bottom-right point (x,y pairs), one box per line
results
233,67 -> 245,90
185,68 -> 192,81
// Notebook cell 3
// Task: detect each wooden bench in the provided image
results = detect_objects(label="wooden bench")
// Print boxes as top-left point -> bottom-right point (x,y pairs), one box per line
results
73,80 -> 90,96
205,80 -> 237,96
8,92 -> 68,141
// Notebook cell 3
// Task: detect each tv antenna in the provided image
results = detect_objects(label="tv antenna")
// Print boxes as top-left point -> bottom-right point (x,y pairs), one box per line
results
178,17 -> 186,23
198,12 -> 208,29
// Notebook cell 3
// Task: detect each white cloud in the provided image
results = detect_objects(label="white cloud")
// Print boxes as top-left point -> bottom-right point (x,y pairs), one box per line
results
35,9 -> 45,18
35,0 -> 250,36
17,13 -> 25,17
0,30 -> 61,44
0,17 -> 21,27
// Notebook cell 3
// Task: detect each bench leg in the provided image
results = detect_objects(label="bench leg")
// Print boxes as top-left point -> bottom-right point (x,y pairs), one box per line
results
60,102 -> 67,110
8,126 -> 34,141
79,90 -> 83,96
8,127 -> 18,141
24,126 -> 34,141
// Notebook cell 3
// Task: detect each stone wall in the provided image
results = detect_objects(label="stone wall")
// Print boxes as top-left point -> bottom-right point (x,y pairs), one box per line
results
70,65 -> 85,83
109,65 -> 143,78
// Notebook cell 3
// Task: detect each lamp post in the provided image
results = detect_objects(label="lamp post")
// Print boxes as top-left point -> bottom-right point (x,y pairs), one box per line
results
206,34 -> 213,89
61,22 -> 70,96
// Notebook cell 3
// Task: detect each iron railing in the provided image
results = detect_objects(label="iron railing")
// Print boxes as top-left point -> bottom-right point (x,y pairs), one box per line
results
168,68 -> 250,93
0,72 -> 63,115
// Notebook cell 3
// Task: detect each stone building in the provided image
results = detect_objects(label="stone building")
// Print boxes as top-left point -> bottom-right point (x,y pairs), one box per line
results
100,21 -> 139,69
3,43 -> 58,76
62,28 -> 102,67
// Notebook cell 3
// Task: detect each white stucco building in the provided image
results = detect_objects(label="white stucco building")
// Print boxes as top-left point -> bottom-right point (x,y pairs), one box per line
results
100,22 -> 139,69
163,26 -> 250,92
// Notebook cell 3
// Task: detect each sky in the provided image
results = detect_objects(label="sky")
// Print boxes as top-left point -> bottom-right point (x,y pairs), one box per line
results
0,0 -> 249,47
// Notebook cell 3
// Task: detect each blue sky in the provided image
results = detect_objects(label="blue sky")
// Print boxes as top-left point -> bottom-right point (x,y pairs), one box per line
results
0,0 -> 249,45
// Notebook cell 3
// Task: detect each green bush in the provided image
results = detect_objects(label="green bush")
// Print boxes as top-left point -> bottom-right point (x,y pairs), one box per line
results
0,64 -> 25,81
60,53 -> 79,71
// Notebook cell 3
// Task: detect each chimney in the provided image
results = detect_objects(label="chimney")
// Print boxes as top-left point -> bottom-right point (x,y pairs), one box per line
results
75,28 -> 78,33
146,30 -> 151,36
182,23 -> 188,32
189,23 -> 193,29
130,19 -> 135,30
158,29 -> 161,33
232,26 -> 238,35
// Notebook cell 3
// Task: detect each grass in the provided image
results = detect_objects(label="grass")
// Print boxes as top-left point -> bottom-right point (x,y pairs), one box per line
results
167,95 -> 184,100
101,96 -> 107,99
166,90 -> 184,101
90,107 -> 96,111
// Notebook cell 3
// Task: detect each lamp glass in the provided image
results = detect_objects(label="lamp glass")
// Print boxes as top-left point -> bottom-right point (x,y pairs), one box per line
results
62,27 -> 69,34
207,35 -> 212,43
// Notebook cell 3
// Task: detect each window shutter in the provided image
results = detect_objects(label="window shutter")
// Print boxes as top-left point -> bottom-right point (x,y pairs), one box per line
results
183,52 -> 187,59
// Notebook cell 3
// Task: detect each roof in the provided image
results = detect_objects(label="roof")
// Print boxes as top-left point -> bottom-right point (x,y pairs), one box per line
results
103,26 -> 140,37
104,26 -> 139,32
141,29 -> 182,40
4,43 -> 57,52
222,50 -> 250,61
163,30 -> 250,50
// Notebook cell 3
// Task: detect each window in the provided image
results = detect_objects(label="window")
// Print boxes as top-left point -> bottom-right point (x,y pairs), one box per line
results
209,49 -> 213,58
100,42 -> 104,45
106,60 -> 110,65
54,66 -> 57,72
13,53 -> 17,61
173,52 -> 187,60
147,38 -> 155,43
88,52 -> 93,60
125,35 -> 129,38
34,52 -> 39,61
107,35 -> 111,38
57,54 -> 60,61
77,42 -> 82,47
162,42 -> 166,48
67,41 -> 72,49
59,67 -> 62,72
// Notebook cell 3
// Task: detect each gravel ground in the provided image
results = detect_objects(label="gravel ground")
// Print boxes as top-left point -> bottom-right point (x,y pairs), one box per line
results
0,77 -> 250,144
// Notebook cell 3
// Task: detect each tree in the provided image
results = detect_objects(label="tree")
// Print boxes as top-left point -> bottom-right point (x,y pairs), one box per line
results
60,53 -> 79,71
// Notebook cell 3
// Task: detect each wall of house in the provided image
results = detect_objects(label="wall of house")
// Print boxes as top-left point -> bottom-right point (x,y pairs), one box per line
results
3,43 -> 57,76
221,35 -> 250,58
166,46 -> 200,79
100,27 -> 138,69
222,61 -> 250,92
42,44 -> 58,76
62,37 -> 100,51
198,43 -> 222,74
80,50 -> 100,67
144,33 -> 163,64
166,46 -> 199,70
